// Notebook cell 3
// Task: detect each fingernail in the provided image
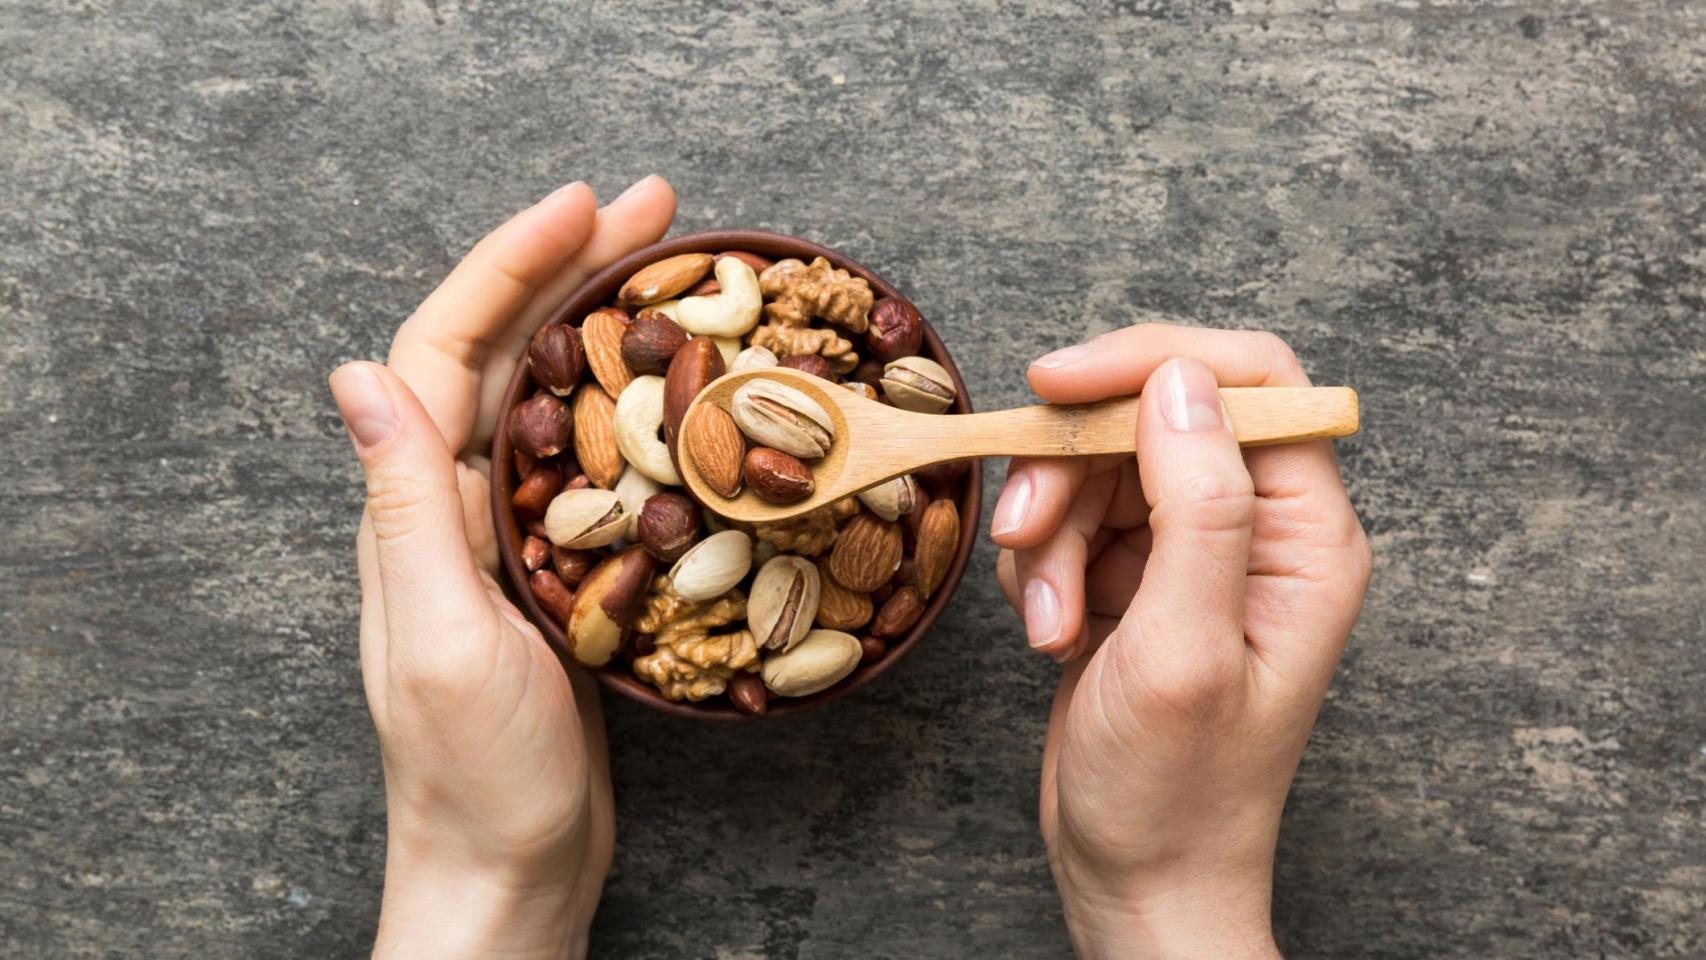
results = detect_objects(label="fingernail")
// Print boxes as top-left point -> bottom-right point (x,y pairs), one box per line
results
1024,579 -> 1061,650
615,174 -> 660,203
1156,359 -> 1223,432
1032,341 -> 1094,369
991,470 -> 1033,537
330,363 -> 397,451
541,181 -> 586,205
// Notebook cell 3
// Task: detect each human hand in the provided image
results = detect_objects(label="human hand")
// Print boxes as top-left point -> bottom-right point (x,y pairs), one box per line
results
329,176 -> 677,960
992,325 -> 1372,958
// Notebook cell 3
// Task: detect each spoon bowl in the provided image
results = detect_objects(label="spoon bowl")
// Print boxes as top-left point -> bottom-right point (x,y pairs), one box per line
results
680,367 -> 1361,524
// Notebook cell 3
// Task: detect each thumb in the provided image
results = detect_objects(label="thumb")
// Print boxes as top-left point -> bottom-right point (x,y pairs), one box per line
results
331,362 -> 490,642
1119,358 -> 1255,690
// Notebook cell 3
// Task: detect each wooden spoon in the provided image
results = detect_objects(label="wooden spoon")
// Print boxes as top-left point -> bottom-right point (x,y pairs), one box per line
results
678,367 -> 1359,524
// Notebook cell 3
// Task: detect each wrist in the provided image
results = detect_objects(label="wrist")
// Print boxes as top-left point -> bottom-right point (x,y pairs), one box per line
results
374,834 -> 590,960
1053,848 -> 1279,959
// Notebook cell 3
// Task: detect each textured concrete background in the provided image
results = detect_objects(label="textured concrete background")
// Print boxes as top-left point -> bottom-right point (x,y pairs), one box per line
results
3,1 -> 1704,957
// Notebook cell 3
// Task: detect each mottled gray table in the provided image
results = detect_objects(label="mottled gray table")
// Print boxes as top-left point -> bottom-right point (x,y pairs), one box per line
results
4,1 -> 1703,957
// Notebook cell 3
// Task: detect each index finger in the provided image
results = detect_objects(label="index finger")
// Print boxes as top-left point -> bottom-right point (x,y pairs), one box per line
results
1028,323 -> 1346,501
387,182 -> 600,452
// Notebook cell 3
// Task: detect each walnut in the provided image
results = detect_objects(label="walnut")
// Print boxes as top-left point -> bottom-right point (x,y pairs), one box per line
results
631,578 -> 760,701
632,645 -> 735,702
759,258 -> 874,333
750,320 -> 859,375
750,258 -> 867,374
636,577 -> 746,645
754,497 -> 859,556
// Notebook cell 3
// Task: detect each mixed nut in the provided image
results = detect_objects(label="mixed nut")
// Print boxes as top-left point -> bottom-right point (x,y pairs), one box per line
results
510,248 -> 970,713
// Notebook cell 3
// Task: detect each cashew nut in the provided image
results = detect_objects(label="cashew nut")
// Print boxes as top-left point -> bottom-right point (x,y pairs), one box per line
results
613,375 -> 682,485
674,257 -> 761,337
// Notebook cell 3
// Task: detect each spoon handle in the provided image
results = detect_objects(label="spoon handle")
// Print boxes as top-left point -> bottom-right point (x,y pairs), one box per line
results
929,387 -> 1359,459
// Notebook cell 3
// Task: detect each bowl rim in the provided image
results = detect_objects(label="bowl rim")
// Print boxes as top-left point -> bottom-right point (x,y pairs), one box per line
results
491,229 -> 983,720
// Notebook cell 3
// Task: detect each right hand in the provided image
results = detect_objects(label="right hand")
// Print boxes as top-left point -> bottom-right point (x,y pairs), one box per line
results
991,325 -> 1372,958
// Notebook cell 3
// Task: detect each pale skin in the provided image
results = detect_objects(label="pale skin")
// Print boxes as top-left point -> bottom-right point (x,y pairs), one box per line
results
330,177 -> 1372,958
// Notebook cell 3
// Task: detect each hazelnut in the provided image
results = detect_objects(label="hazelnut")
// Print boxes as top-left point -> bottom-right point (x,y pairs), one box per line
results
509,393 -> 572,458
865,297 -> 923,362
527,322 -> 586,395
851,357 -> 886,388
620,310 -> 689,375
778,353 -> 833,380
743,447 -> 815,505
637,492 -> 702,562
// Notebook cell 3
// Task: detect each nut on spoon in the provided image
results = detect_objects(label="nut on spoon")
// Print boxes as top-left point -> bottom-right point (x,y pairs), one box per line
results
677,367 -> 1360,524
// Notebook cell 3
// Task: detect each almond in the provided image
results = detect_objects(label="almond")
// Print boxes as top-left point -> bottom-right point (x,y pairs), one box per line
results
618,253 -> 713,306
913,499 -> 959,599
581,307 -> 636,397
571,382 -> 625,489
813,559 -> 872,630
684,403 -> 745,499
828,512 -> 902,593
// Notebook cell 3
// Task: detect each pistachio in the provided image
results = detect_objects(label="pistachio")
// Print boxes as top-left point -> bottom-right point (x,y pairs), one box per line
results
613,375 -> 682,486
731,345 -> 779,372
543,487 -> 628,549
667,529 -> 753,601
855,474 -> 918,523
613,466 -> 663,540
748,555 -> 821,652
730,379 -> 835,459
880,356 -> 956,414
760,629 -> 862,697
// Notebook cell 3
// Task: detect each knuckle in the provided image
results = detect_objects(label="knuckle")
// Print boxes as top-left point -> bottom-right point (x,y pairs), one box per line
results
1141,651 -> 1243,719
364,474 -> 448,540
1172,470 -> 1256,534
1253,330 -> 1306,381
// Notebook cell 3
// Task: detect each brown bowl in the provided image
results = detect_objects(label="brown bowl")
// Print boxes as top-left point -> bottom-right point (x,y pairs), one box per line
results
492,230 -> 982,720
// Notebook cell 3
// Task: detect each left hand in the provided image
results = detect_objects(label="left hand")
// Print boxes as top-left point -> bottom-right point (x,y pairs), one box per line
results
329,176 -> 676,959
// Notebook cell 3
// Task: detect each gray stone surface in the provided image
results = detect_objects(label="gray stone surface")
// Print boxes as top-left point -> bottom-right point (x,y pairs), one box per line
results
3,0 -> 1703,956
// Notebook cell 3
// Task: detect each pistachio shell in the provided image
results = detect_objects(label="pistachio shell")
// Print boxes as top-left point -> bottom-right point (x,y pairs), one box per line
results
880,356 -> 956,413
761,629 -> 861,697
731,345 -> 780,372
748,555 -> 821,652
543,488 -> 628,549
667,529 -> 753,600
855,474 -> 918,523
731,379 -> 835,459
